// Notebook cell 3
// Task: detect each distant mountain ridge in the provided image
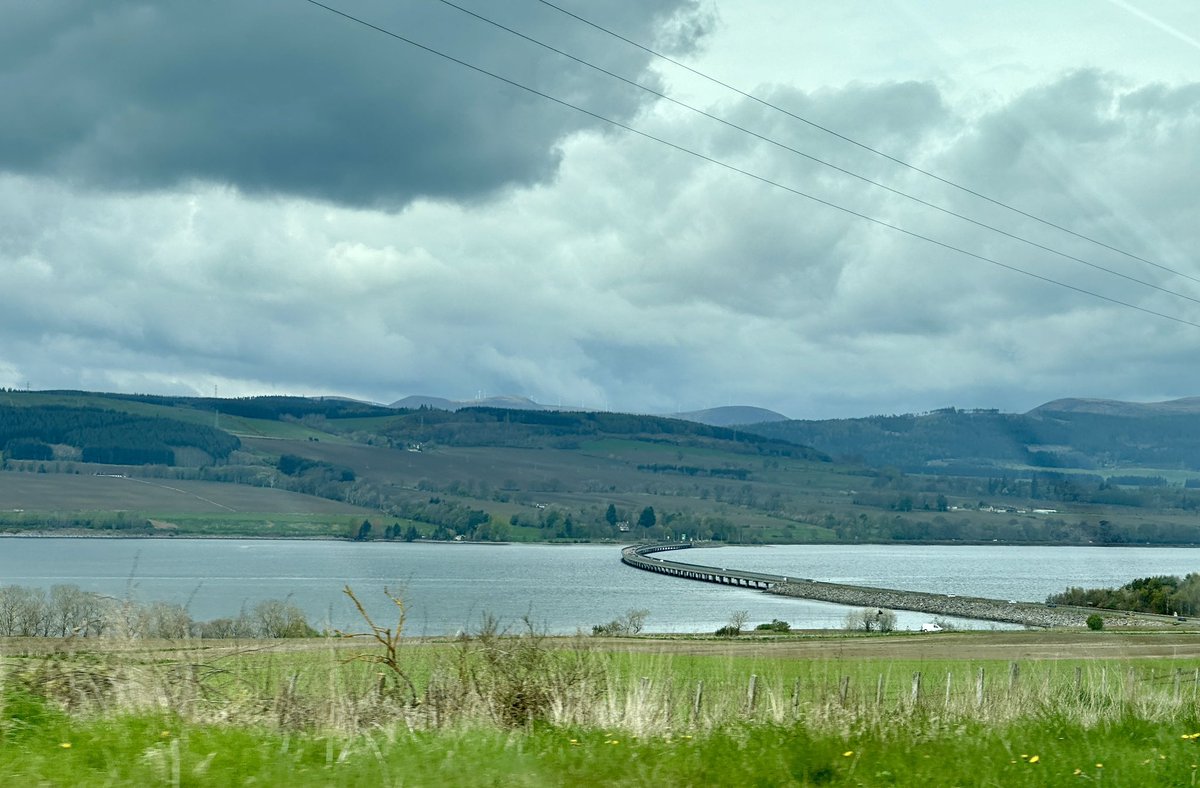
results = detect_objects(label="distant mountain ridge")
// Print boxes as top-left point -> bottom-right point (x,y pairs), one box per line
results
388,396 -> 788,426
1029,397 -> 1200,417
670,406 -> 789,427
389,395 -> 585,412
744,396 -> 1200,473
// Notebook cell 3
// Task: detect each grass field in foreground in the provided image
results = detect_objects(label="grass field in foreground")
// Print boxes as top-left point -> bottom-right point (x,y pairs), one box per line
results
5,632 -> 1200,785
6,712 -> 1200,786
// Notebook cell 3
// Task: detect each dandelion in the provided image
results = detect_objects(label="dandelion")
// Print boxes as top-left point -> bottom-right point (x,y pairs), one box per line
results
1096,763 -> 1103,768
843,751 -> 854,757
1029,756 -> 1040,764
1073,768 -> 1083,776
59,743 -> 72,749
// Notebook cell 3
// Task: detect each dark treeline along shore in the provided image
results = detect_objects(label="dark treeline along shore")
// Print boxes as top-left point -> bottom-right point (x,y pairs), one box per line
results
3,389 -> 1200,549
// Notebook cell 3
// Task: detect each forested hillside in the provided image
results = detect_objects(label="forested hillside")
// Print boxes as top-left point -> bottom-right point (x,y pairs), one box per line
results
0,404 -> 239,466
746,406 -> 1200,471
351,407 -> 825,458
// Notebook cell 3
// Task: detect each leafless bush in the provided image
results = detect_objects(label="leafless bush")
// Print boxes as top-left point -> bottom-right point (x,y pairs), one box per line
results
591,608 -> 649,636
844,608 -> 897,633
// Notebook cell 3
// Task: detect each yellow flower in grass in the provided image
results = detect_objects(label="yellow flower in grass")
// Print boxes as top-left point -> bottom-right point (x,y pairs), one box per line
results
59,742 -> 72,749
1095,763 -> 1103,768
1073,768 -> 1083,776
1028,755 -> 1040,764
843,751 -> 854,758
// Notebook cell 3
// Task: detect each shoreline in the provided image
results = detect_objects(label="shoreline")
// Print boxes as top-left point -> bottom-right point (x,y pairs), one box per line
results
1,530 -> 1198,548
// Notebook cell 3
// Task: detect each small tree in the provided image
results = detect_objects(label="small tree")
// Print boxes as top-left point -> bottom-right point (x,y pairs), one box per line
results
755,619 -> 791,633
1086,614 -> 1104,631
845,608 -> 895,633
591,608 -> 650,637
637,506 -> 657,529
605,504 -> 618,526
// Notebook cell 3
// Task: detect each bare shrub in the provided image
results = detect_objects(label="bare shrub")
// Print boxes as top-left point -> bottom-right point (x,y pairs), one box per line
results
251,599 -> 317,638
337,585 -> 417,704
845,608 -> 896,632
591,608 -> 649,636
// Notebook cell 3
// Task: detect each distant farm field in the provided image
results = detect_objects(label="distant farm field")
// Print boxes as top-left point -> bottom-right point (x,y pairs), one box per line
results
0,472 -> 372,515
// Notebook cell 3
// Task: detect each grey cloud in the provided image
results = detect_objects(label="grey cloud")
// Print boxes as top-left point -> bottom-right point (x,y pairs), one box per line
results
0,0 -> 705,208
3,66 -> 1200,418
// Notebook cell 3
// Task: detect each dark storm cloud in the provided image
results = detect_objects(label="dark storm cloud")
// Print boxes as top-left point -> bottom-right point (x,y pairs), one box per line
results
0,0 -> 706,207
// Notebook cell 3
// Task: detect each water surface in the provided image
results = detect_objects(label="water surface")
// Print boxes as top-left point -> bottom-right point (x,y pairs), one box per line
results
0,539 -> 1194,634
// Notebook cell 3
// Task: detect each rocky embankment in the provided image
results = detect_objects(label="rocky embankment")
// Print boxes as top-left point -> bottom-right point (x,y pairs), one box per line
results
768,580 -> 1179,629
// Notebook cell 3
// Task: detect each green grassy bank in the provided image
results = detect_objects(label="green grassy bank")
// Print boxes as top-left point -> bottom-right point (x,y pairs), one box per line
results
5,630 -> 1200,785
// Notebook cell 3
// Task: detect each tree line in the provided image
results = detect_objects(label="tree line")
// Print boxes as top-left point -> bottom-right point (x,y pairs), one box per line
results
0,584 -> 317,638
1047,574 -> 1200,617
0,405 -> 239,466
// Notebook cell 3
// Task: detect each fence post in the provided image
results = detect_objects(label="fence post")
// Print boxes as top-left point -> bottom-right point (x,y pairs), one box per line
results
1008,661 -> 1020,694
975,667 -> 985,707
911,672 -> 922,704
944,671 -> 952,706
746,674 -> 758,714
691,680 -> 704,723
792,677 -> 801,717
839,676 -> 851,707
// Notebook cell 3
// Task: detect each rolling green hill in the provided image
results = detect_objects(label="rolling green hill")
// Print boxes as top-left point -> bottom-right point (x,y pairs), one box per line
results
745,400 -> 1200,473
5,389 -> 1200,546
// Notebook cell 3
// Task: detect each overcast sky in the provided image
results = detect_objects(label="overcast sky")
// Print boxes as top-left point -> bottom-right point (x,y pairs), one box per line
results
3,0 -> 1199,419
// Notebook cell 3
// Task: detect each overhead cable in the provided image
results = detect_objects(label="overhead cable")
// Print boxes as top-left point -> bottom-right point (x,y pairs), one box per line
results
300,0 -> 1200,330
534,0 -> 1200,286
431,0 -> 1200,307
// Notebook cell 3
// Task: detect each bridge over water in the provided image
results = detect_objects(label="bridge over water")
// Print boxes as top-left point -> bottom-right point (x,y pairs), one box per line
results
620,542 -> 1184,630
620,542 -> 791,590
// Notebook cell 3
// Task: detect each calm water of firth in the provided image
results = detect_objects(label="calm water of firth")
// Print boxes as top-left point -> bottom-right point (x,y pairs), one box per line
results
0,539 -> 1196,634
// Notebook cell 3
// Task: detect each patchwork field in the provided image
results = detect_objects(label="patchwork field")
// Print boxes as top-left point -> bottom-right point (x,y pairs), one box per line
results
0,472 -> 372,515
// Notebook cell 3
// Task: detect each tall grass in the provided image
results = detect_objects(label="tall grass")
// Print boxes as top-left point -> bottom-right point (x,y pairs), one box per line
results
5,597 -> 1200,784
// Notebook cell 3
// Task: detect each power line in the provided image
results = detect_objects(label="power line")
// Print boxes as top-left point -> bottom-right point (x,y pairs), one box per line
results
534,0 -> 1200,287
299,0 -> 1200,331
430,0 -> 1200,308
